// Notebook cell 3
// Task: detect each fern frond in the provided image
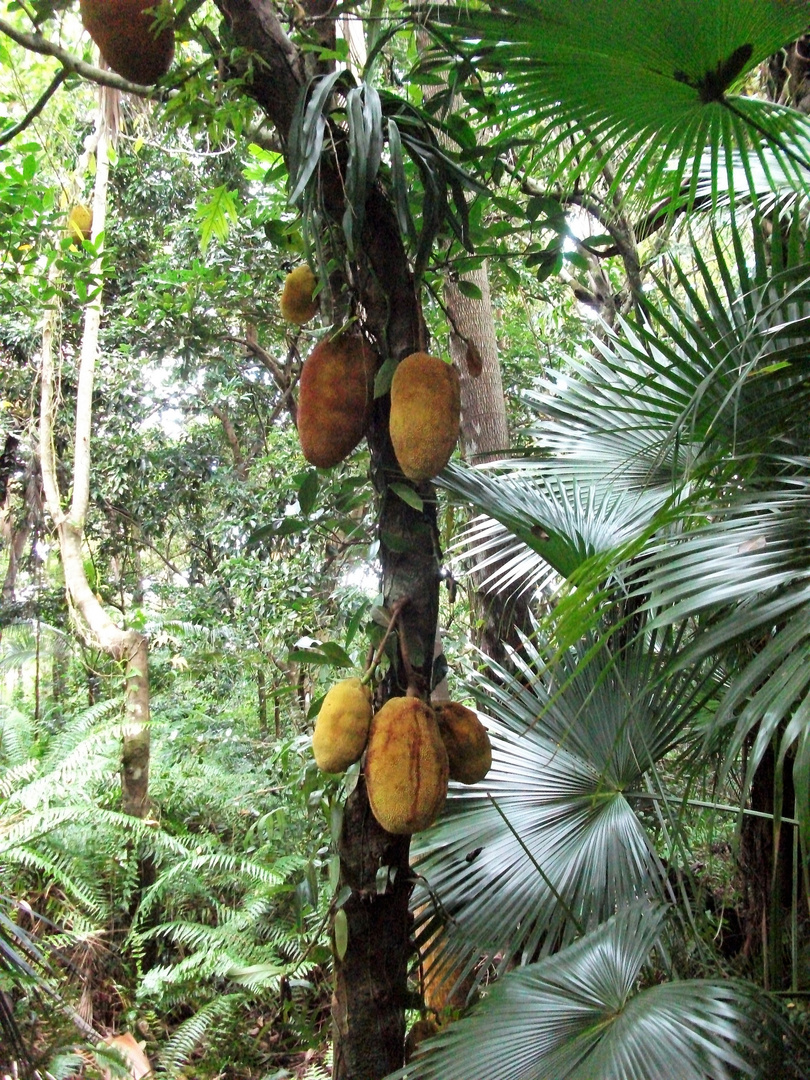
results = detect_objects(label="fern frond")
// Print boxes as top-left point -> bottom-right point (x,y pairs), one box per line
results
159,993 -> 246,1070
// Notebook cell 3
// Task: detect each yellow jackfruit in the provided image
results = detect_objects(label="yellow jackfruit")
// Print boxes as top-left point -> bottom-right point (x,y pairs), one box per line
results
389,352 -> 460,481
79,0 -> 174,84
312,677 -> 373,773
297,331 -> 376,468
67,204 -> 93,242
434,702 -> 492,785
365,697 -> 449,835
280,265 -> 318,325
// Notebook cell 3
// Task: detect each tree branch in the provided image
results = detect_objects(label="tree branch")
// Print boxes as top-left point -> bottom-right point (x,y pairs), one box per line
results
214,0 -> 304,136
0,17 -> 163,97
212,404 -> 249,479
0,67 -> 68,146
228,334 -> 299,425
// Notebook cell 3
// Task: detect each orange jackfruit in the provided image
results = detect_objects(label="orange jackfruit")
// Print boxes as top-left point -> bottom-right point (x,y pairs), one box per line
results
312,677 -> 373,773
280,265 -> 318,325
434,702 -> 492,785
80,0 -> 174,84
365,697 -> 449,835
297,332 -> 376,468
389,352 -> 460,481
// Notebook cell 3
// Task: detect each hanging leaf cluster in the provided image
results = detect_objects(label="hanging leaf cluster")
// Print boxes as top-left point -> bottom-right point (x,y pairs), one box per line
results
287,70 -> 486,276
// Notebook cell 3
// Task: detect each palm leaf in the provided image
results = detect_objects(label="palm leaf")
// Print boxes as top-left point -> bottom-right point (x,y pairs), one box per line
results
412,628 -> 718,979
399,905 -> 774,1080
443,221 -> 810,846
426,0 -> 810,208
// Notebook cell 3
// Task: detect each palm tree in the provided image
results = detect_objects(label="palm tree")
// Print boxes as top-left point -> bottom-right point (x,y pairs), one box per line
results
397,3 -> 810,1077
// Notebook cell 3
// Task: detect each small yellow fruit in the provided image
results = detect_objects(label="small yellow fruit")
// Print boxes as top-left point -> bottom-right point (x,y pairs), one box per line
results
280,265 -> 319,325
389,352 -> 460,481
312,678 -> 373,773
67,204 -> 93,241
297,331 -> 376,467
434,702 -> 492,785
365,697 -> 449,835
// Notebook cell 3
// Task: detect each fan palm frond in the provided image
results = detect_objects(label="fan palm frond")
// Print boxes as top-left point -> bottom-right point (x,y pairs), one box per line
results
412,628 -> 717,979
426,0 -> 810,209
400,905 -> 776,1080
443,223 -> 810,845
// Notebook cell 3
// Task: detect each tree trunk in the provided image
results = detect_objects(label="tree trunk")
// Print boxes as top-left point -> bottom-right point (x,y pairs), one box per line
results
257,665 -> 268,733
445,268 -> 532,665
210,7 -> 441,1071
38,101 -> 151,821
445,267 -> 509,465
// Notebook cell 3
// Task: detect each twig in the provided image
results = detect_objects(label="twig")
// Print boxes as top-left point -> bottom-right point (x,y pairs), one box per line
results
0,68 -> 68,146
362,597 -> 408,685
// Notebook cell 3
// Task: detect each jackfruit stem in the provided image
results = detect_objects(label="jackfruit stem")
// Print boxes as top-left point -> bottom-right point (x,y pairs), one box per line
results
361,597 -> 409,686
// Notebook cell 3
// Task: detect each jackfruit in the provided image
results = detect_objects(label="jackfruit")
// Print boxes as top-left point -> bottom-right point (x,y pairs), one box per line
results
389,352 -> 460,481
67,204 -> 93,242
280,265 -> 318,325
297,331 -> 376,468
312,677 -> 373,773
434,702 -> 492,785
365,697 -> 449,835
80,0 -> 174,84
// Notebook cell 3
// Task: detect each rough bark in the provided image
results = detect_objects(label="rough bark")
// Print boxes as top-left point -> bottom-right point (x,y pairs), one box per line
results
445,267 -> 509,465
211,5 -> 439,1074
445,267 -> 532,666
739,740 -> 798,989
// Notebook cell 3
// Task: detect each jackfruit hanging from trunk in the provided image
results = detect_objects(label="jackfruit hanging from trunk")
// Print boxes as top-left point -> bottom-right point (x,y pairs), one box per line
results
389,352 -> 460,481
297,331 -> 376,468
80,0 -> 175,84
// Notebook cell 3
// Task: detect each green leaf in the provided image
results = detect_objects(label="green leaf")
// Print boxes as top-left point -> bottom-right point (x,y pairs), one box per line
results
455,279 -> 482,300
374,355 -> 398,398
398,905 -> 775,1080
411,629 -> 707,971
296,469 -> 320,516
334,908 -> 348,960
429,0 -> 810,209
288,647 -> 333,665
388,119 -> 417,248
288,70 -> 345,206
318,641 -> 353,667
194,186 -> 239,252
389,482 -> 424,512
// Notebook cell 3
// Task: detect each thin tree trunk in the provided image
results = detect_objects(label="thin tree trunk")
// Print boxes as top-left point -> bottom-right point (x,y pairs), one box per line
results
257,666 -> 268,733
331,186 -> 436,1080
445,268 -> 533,665
38,97 -> 151,820
445,267 -> 509,464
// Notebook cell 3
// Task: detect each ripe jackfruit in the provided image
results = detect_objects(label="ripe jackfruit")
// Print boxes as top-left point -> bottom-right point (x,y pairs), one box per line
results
80,0 -> 174,84
312,677 -> 373,773
280,265 -> 318,325
434,702 -> 492,785
365,697 -> 449,835
67,204 -> 93,242
389,352 -> 460,481
297,332 -> 376,468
